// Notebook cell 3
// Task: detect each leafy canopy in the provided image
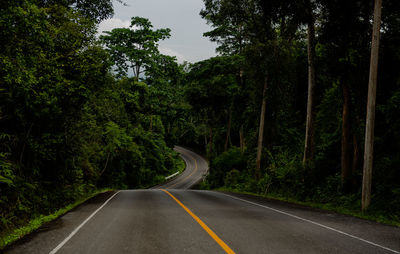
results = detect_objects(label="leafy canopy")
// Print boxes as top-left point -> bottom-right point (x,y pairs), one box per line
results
100,17 -> 171,78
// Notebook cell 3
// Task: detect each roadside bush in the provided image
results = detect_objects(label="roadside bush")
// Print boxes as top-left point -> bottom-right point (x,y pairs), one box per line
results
208,147 -> 247,188
265,149 -> 306,198
224,169 -> 241,188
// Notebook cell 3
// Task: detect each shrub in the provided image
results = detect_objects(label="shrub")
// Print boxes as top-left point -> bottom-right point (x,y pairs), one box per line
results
208,147 -> 247,188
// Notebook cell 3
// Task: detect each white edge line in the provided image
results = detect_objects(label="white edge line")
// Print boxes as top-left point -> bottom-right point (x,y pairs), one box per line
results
165,171 -> 180,180
218,192 -> 400,254
164,150 -> 194,189
49,191 -> 121,254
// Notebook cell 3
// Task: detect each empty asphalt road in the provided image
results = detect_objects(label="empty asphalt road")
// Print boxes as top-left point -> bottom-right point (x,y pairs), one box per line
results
6,146 -> 400,254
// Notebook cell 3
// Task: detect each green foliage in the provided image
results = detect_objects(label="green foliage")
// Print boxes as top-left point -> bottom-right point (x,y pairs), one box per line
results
194,0 -> 400,223
265,150 -> 304,194
100,17 -> 171,78
0,1 -> 183,244
1,0 -> 400,245
208,147 -> 247,188
0,151 -> 14,187
183,55 -> 244,156
0,189 -> 113,249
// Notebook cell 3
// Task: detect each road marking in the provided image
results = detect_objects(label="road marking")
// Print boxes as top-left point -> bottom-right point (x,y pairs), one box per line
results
219,192 -> 400,254
165,171 -> 180,180
162,189 -> 235,254
49,191 -> 121,254
166,152 -> 198,189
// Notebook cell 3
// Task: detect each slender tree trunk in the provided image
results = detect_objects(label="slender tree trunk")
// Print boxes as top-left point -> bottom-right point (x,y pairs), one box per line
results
362,0 -> 382,211
224,102 -> 233,151
135,65 -> 140,80
100,152 -> 110,176
341,82 -> 352,186
204,125 -> 208,148
208,127 -> 213,158
303,3 -> 317,164
239,66 -> 245,154
352,134 -> 360,181
256,76 -> 268,178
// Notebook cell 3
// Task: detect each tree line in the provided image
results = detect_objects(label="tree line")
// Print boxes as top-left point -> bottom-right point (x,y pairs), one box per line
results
177,0 -> 399,220
0,0 -> 186,240
1,0 -> 399,242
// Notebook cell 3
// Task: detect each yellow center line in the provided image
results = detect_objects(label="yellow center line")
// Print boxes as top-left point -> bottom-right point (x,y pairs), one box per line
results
166,153 -> 198,189
161,189 -> 236,254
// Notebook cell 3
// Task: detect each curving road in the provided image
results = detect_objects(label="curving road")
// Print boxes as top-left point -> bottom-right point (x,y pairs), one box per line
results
6,147 -> 400,254
151,146 -> 208,190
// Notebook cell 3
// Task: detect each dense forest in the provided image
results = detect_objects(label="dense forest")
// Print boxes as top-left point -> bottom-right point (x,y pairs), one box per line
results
184,0 -> 400,223
0,0 -> 186,243
1,0 -> 399,247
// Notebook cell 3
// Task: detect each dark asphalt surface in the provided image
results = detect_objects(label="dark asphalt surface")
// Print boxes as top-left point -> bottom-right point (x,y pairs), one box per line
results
5,146 -> 400,254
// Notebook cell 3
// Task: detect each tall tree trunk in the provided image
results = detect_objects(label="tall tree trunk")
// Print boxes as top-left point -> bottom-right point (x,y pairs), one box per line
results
224,102 -> 233,151
362,0 -> 382,211
100,152 -> 110,176
352,134 -> 360,184
341,82 -> 352,186
135,64 -> 141,80
256,76 -> 268,178
303,2 -> 317,164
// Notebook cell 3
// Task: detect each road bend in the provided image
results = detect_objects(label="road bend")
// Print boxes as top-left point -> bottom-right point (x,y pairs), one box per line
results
6,146 -> 400,254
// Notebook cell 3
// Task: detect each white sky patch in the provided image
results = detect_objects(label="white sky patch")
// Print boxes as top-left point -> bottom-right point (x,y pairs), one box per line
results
159,47 -> 186,64
98,19 -> 187,63
101,0 -> 217,63
97,18 -> 131,34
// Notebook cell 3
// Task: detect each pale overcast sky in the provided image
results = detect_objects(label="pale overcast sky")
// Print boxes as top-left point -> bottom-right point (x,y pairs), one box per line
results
98,0 -> 217,63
